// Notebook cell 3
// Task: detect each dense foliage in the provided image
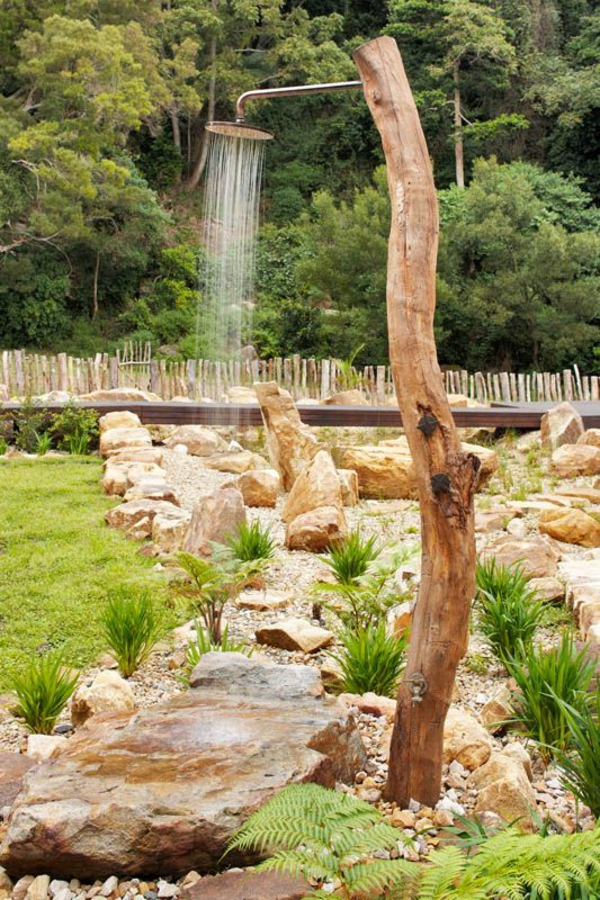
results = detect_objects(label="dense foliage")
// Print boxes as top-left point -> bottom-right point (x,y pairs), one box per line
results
1,1 -> 598,370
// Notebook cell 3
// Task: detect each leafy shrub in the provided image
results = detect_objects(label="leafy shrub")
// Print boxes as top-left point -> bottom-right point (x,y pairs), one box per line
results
101,589 -> 163,678
51,403 -> 99,454
11,652 -> 79,734
508,632 -> 596,759
35,431 -> 53,455
314,545 -> 417,633
178,621 -> 251,685
320,529 -> 380,586
13,400 -> 52,453
229,784 -> 600,900
554,686 -> 600,819
227,521 -> 276,562
329,624 -> 408,698
174,551 -> 253,644
476,558 -> 544,664
0,436 -> 7,455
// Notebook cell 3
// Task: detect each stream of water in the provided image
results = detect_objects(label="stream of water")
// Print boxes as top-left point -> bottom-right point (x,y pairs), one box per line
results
198,133 -> 266,366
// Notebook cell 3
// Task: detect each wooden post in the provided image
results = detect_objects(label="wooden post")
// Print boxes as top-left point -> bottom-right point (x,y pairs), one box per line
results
353,36 -> 479,807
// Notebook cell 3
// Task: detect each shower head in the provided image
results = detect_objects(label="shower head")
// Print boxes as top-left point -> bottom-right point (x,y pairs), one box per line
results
205,120 -> 274,141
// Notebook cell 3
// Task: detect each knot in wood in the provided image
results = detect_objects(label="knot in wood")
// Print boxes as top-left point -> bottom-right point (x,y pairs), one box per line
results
431,472 -> 451,494
417,413 -> 438,437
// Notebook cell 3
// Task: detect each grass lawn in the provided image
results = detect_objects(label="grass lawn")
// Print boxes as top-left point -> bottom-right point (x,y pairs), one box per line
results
0,455 -> 172,689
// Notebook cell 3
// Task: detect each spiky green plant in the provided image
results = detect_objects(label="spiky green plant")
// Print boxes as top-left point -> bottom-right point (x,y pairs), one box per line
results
507,632 -> 596,759
177,620 -> 251,685
11,652 -> 79,734
227,520 -> 277,562
553,686 -> 600,819
476,558 -> 544,664
320,530 -> 380,586
230,784 -> 600,900
329,624 -> 408,698
101,589 -> 163,678
228,783 -> 415,899
34,431 -> 53,455
174,551 -> 254,643
314,545 -> 418,633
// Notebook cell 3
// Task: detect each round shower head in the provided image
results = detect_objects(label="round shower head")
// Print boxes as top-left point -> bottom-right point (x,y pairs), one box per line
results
205,121 -> 274,141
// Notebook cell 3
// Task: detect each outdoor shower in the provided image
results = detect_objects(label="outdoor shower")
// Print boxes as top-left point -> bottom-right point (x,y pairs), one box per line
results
205,79 -> 363,141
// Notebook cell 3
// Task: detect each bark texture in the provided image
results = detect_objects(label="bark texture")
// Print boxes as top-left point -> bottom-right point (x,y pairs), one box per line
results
353,36 -> 479,807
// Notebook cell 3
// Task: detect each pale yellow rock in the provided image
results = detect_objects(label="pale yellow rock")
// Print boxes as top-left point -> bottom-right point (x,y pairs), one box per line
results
539,507 -> 600,548
443,708 -> 492,771
25,874 -> 50,900
183,486 -> 246,558
105,447 -> 163,466
472,758 -> 537,831
282,450 -> 342,523
71,671 -> 136,728
578,428 -> 600,449
551,444 -> 600,478
105,499 -> 182,534
164,426 -> 226,457
475,510 -> 507,534
528,576 -> 564,601
102,462 -> 166,497
99,411 -> 142,433
481,534 -> 561,578
447,393 -> 469,407
80,388 -> 161,402
203,450 -> 264,474
285,505 -> 347,552
99,427 -> 152,458
26,734 -> 67,763
255,618 -> 334,653
151,507 -> 191,552
323,390 -> 369,406
480,686 -> 513,734
227,385 -> 258,403
541,402 -> 584,450
338,468 -> 359,507
124,479 -> 180,505
254,381 -> 323,491
501,743 -> 533,781
235,589 -> 289,611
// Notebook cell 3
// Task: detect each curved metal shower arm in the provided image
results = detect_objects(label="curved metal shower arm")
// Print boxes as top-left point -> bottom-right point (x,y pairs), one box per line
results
235,80 -> 362,122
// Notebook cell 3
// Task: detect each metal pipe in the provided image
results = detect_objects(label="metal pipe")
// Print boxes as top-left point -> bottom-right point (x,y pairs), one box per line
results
235,80 -> 362,122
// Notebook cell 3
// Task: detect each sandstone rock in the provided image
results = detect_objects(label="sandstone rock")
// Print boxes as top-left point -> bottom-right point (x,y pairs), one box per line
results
71,671 -> 136,728
470,753 -> 537,831
226,386 -> 258,404
79,388 -> 161,402
254,382 -> 323,491
235,589 -> 289,611
99,427 -> 152,458
255,618 -> 334,653
152,508 -> 192,552
33,391 -> 71,404
447,393 -> 469,407
551,444 -> 600,478
0,753 -> 36,812
481,534 -> 561,578
183,486 -> 246,558
539,508 -> 600,548
282,450 -> 342,523
319,657 -> 344,690
105,447 -> 163,466
323,390 -> 369,406
475,510 -> 507,534
528,576 -> 564,602
124,479 -> 180,505
285,505 -> 347,552
443,708 -> 492,771
578,428 -> 600,449
338,692 -> 396,722
105,499 -> 181,534
181,870 -> 309,900
0,655 -> 366,878
99,411 -> 142,434
25,874 -> 50,900
480,686 -> 512,734
506,517 -> 527,539
102,462 -> 166,497
338,469 -> 359,507
164,427 -> 226,457
501,743 -> 533,781
232,469 -> 280,508
541,402 -> 584,451
26,735 -> 67,763
343,438 -> 497,500
203,450 -> 263,474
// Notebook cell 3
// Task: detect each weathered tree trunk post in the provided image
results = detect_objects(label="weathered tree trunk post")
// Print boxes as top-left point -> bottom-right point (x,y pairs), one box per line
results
353,36 -> 479,807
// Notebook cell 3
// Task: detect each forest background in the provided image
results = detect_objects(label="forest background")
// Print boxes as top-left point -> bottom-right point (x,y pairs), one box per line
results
0,0 -> 599,373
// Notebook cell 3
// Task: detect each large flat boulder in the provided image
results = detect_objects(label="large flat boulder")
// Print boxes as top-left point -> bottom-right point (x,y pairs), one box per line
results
105,499 -> 181,535
182,870 -> 309,900
481,534 -> 561,578
254,382 -> 323,491
0,753 -> 36,814
164,426 -> 226,457
539,507 -> 600,548
80,389 -> 161,402
0,654 -> 365,880
541,402 -> 584,451
99,411 -> 142,433
551,444 -> 600,478
99,427 -> 152,459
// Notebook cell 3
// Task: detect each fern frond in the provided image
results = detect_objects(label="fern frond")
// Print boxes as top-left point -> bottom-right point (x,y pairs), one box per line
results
417,845 -> 469,900
335,822 -> 402,858
343,858 -> 418,893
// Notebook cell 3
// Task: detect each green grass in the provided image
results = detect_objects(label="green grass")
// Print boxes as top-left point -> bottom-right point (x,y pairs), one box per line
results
0,457 -> 171,689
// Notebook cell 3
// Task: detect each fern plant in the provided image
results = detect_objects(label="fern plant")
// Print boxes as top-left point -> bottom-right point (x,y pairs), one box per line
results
329,624 -> 408,697
11,652 -> 79,734
101,589 -> 163,677
230,784 -> 600,900
476,558 -> 544,665
177,620 -> 251,685
228,783 -> 416,899
174,551 -> 254,643
507,631 -> 595,759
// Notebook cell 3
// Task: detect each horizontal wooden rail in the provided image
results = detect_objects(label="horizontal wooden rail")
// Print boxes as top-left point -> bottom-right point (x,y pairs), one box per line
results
3,400 -> 600,429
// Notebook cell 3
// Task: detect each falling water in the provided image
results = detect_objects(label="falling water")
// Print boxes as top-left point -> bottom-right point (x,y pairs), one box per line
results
198,133 -> 266,365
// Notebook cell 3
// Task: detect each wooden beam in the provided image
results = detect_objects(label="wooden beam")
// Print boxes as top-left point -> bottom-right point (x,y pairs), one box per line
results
354,36 -> 479,807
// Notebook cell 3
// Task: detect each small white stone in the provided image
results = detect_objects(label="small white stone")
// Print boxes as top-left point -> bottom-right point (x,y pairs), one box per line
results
99,877 -> 118,897
408,798 -> 421,812
172,443 -> 188,456
26,734 -> 67,763
157,883 -> 179,899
